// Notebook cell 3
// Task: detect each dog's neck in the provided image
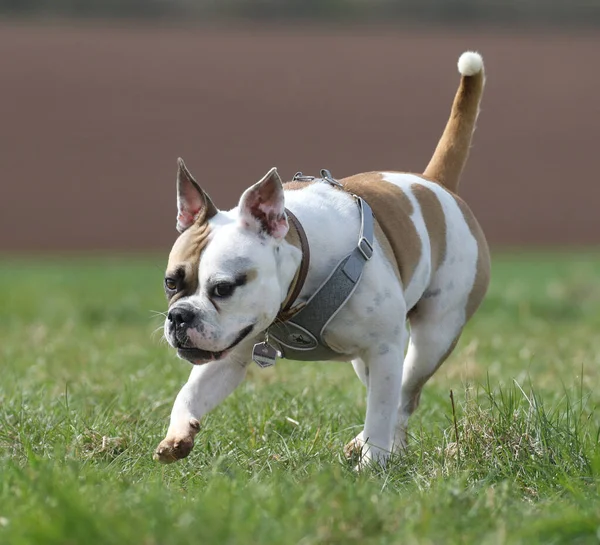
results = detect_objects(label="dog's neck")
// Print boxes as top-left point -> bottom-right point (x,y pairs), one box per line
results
279,183 -> 363,307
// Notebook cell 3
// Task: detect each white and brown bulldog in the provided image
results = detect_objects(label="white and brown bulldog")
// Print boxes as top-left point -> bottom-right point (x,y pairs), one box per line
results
154,51 -> 490,467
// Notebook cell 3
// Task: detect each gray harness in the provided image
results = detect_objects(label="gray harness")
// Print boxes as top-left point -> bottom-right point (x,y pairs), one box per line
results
255,170 -> 374,364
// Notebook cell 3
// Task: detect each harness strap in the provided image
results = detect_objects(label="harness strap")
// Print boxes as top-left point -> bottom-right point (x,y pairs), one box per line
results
269,187 -> 374,356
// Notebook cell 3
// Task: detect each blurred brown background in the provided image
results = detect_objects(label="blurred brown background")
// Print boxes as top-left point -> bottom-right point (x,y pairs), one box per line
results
0,3 -> 598,253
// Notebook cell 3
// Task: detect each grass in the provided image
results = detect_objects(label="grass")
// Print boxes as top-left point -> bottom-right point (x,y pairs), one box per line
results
1,252 -> 600,544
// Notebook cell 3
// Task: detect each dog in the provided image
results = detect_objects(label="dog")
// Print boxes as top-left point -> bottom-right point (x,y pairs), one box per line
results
154,51 -> 490,467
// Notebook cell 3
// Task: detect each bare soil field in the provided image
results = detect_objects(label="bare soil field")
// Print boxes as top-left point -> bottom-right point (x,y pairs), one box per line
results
0,22 -> 597,251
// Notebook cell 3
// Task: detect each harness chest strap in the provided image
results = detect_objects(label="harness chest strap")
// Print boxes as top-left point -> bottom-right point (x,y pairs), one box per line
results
260,174 -> 375,363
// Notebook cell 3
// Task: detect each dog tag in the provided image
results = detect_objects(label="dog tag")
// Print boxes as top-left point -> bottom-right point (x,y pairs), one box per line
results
252,342 -> 279,368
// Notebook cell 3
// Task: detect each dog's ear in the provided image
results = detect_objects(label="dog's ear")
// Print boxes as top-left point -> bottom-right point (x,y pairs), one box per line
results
238,167 -> 288,239
176,158 -> 218,233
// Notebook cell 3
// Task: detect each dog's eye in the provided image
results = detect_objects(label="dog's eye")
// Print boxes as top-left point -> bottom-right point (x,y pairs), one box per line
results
165,278 -> 177,291
212,282 -> 235,298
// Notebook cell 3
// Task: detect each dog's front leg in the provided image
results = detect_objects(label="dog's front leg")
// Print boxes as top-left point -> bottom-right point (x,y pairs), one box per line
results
154,353 -> 249,463
356,337 -> 407,469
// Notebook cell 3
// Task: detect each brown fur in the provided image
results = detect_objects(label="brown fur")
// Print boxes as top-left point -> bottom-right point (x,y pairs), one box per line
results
423,65 -> 485,193
283,180 -> 315,191
456,197 -> 491,320
403,199 -> 490,416
245,268 -> 259,283
341,172 -> 421,288
411,183 -> 447,273
283,173 -> 449,290
373,222 -> 402,283
166,215 -> 211,306
284,176 -> 411,286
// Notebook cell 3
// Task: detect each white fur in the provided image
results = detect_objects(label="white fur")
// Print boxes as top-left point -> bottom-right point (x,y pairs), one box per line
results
380,174 -> 480,447
382,172 -> 479,316
155,171 -> 483,469
457,51 -> 483,76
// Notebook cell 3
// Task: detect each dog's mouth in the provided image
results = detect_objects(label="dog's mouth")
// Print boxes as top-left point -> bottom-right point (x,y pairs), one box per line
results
177,324 -> 254,365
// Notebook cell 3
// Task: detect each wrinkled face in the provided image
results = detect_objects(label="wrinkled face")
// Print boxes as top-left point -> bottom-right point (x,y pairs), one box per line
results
163,159 -> 300,365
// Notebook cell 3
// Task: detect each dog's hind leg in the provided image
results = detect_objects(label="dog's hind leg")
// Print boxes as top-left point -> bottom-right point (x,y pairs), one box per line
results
394,209 -> 490,451
393,309 -> 464,451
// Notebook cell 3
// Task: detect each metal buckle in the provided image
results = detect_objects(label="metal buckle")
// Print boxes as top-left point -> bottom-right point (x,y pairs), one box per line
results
358,237 -> 373,260
293,172 -> 315,182
320,169 -> 343,188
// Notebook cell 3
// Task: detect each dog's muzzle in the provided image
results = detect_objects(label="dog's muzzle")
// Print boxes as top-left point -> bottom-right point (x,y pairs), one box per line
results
166,306 -> 254,365
166,305 -> 196,345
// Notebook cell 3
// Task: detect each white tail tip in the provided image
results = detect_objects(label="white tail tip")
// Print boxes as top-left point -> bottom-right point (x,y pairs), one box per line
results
457,51 -> 483,77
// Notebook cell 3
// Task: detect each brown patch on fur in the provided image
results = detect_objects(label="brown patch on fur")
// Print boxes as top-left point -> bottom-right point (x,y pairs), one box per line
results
283,172 -> 432,286
283,180 -> 315,191
411,183 -> 447,273
403,193 -> 489,414
456,197 -> 491,320
373,221 -> 401,282
341,172 -> 421,288
423,63 -> 485,193
166,219 -> 211,306
283,172 -> 446,291
245,268 -> 258,283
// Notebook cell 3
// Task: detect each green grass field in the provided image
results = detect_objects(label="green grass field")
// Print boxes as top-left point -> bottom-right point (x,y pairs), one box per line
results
1,253 -> 599,544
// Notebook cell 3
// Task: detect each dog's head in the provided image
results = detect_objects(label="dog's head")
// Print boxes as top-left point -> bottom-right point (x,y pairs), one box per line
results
163,159 -> 301,365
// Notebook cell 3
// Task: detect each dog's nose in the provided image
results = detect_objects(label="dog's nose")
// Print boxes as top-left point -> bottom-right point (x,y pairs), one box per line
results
168,306 -> 195,328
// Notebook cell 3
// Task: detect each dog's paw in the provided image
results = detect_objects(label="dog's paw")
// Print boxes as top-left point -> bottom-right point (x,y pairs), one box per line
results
352,446 -> 391,472
153,435 -> 194,464
344,432 -> 366,461
153,418 -> 200,464
344,433 -> 391,471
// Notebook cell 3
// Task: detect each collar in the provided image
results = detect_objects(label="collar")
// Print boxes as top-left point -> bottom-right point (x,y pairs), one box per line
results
277,208 -> 310,322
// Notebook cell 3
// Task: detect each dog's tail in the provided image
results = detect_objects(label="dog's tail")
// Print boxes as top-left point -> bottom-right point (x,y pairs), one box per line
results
423,51 -> 485,194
